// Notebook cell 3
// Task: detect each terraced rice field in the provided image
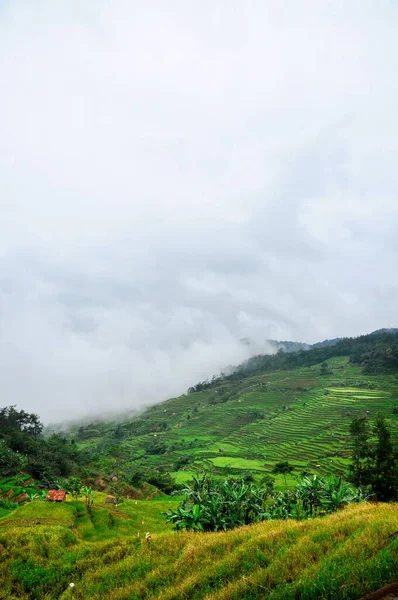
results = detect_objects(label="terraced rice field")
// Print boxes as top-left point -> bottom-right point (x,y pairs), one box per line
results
77,357 -> 398,484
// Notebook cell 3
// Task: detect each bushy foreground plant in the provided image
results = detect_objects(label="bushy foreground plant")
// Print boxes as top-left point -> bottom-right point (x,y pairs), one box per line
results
165,473 -> 368,531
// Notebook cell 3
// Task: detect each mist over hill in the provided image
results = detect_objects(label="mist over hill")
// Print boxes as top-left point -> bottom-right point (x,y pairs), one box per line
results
42,328 -> 397,428
242,327 -> 398,356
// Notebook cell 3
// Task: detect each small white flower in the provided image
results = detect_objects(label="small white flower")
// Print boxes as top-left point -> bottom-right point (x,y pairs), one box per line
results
69,582 -> 75,588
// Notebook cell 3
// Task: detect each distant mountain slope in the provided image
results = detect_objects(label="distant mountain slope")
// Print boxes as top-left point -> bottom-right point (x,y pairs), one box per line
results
73,342 -> 398,487
372,327 -> 398,335
310,337 -> 342,348
240,337 -> 310,355
266,339 -> 311,353
229,329 -> 398,383
244,327 -> 398,353
311,328 -> 398,349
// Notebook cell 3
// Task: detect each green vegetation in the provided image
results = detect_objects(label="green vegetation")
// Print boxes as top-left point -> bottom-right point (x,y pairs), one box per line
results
0,406 -> 87,485
69,354 -> 398,489
349,414 -> 397,500
64,477 -> 85,501
272,461 -> 294,486
165,474 -> 269,531
165,473 -> 368,532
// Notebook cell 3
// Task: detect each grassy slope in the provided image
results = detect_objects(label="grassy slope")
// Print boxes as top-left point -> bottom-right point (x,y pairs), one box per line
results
0,493 -> 179,536
78,357 -> 398,484
0,500 -> 397,600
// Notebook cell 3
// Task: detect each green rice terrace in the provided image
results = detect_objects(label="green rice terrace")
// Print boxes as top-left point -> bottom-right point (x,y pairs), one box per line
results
74,356 -> 398,486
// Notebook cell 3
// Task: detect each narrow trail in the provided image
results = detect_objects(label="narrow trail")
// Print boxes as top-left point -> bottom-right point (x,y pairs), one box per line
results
358,582 -> 398,600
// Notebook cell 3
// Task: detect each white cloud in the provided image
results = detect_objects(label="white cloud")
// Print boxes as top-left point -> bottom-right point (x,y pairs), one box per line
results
1,0 -> 398,421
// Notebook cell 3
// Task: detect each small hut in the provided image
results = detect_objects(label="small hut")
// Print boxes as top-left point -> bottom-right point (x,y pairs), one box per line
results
47,490 -> 66,502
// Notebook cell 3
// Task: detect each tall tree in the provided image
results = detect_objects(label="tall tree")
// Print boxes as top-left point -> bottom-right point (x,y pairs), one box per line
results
372,415 -> 397,501
0,406 -> 43,445
272,461 -> 294,487
0,440 -> 28,477
348,417 -> 372,487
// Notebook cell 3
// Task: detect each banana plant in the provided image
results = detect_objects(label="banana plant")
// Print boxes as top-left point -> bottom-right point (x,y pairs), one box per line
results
165,503 -> 206,531
320,476 -> 355,512
24,489 -> 47,502
296,475 -> 324,517
81,486 -> 94,507
164,473 -> 368,532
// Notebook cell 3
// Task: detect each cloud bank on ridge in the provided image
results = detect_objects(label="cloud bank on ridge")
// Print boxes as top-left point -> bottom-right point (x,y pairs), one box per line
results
1,1 -> 398,421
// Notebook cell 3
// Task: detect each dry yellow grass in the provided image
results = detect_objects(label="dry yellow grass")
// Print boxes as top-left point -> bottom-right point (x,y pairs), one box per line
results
0,502 -> 396,600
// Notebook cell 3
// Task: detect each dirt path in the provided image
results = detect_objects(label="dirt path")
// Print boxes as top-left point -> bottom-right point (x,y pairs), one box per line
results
358,582 -> 398,600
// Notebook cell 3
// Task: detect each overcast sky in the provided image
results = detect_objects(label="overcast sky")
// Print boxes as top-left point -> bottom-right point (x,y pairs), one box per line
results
1,1 -> 398,422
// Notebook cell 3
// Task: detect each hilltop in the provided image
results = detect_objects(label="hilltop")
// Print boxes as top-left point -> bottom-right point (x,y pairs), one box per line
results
242,327 -> 398,354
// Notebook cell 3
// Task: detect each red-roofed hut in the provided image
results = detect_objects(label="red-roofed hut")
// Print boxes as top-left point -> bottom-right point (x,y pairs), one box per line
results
47,490 -> 66,502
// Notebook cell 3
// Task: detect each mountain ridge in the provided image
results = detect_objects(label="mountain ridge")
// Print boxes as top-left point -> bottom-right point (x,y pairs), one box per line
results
242,327 -> 398,355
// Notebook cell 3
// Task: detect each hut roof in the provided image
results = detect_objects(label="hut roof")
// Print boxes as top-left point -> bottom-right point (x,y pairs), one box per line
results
47,490 -> 66,501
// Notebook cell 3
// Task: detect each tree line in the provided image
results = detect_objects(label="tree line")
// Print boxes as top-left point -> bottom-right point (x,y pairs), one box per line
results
0,406 -> 88,485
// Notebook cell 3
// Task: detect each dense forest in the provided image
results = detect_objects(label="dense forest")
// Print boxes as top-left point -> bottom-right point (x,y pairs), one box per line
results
0,406 -> 88,485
